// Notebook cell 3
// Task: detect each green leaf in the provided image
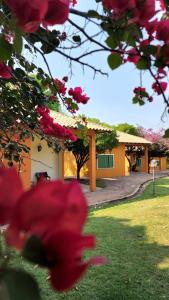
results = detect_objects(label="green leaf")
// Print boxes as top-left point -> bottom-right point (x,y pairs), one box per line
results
13,29 -> 23,55
105,36 -> 117,49
0,37 -> 13,61
87,10 -> 100,18
22,235 -> 49,266
107,53 -> 122,70
72,35 -> 81,43
1,269 -> 41,300
132,96 -> 139,104
138,99 -> 145,106
141,45 -> 157,56
136,57 -> 150,70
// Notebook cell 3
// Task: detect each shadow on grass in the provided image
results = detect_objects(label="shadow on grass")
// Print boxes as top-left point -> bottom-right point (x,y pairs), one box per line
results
5,178 -> 169,300
77,216 -> 169,300
7,214 -> 169,300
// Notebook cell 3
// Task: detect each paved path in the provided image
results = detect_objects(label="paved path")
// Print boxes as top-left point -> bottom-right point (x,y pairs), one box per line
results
84,172 -> 169,207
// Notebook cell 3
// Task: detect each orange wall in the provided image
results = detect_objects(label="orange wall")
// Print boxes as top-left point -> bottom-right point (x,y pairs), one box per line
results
64,151 -> 89,178
96,144 -> 126,178
64,144 -> 126,178
160,157 -> 167,171
1,138 -> 32,190
149,157 -> 167,172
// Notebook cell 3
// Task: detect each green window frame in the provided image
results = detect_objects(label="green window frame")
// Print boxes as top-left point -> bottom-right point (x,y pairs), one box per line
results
136,158 -> 142,168
97,154 -> 114,169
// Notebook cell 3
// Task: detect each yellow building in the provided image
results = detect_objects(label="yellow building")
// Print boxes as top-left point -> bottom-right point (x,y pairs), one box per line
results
2,112 -> 167,193
64,130 -> 152,179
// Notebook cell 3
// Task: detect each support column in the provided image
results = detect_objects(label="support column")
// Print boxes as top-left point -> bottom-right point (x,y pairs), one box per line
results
145,145 -> 149,173
59,147 -> 64,181
89,131 -> 96,192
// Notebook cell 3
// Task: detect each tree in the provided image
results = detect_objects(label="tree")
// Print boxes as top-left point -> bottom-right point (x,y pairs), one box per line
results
66,129 -> 118,180
125,145 -> 145,172
164,128 -> 169,138
115,123 -> 139,136
138,126 -> 168,172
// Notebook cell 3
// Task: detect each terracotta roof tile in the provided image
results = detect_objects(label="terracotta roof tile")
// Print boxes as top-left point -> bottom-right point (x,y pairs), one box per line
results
117,131 -> 151,144
50,111 -> 111,132
50,111 -> 151,144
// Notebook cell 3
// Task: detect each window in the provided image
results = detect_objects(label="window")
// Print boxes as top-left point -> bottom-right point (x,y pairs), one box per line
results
136,158 -> 142,168
97,154 -> 114,169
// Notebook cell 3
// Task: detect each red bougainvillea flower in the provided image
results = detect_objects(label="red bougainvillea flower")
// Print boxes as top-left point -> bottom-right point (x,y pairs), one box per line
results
0,168 -> 23,225
156,19 -> 169,43
102,0 -> 135,13
159,0 -> 166,11
0,63 -> 12,79
156,68 -> 167,80
69,87 -> 89,104
43,0 -> 69,27
5,177 -> 102,291
126,48 -> 140,64
37,106 -> 77,141
43,230 -> 96,291
5,0 -> 48,33
6,180 -> 88,248
54,79 -> 67,95
152,81 -> 168,95
70,0 -> 77,6
133,87 -> 146,94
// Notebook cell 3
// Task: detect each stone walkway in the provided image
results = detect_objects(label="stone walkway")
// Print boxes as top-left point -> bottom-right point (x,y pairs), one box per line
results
84,171 -> 169,207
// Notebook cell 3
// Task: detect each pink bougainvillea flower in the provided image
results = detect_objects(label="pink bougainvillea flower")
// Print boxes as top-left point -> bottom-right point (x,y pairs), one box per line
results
156,19 -> 169,43
0,168 -> 23,225
5,0 -> 48,33
152,81 -> 168,95
43,0 -> 69,27
6,180 -> 88,248
0,63 -> 12,79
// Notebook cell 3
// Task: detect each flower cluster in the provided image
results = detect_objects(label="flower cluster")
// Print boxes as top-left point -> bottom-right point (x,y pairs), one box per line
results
133,86 -> 153,104
5,0 -> 70,33
53,78 -> 90,113
37,106 -> 77,141
0,167 -> 101,292
102,0 -> 163,26
54,79 -> 67,95
138,126 -> 164,143
68,87 -> 89,104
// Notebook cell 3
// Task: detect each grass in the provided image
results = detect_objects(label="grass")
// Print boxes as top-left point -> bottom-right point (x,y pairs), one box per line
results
3,177 -> 169,300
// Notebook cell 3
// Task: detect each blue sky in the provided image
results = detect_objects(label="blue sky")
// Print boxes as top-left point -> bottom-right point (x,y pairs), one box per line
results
34,1 -> 169,130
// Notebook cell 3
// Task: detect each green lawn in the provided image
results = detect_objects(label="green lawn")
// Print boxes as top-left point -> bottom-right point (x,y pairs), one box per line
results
4,177 -> 169,300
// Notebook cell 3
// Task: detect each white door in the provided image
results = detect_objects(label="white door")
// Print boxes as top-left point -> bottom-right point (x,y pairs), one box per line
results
31,136 -> 61,183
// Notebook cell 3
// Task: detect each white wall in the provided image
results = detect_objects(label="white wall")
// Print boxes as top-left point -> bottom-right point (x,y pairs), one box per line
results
31,136 -> 61,183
